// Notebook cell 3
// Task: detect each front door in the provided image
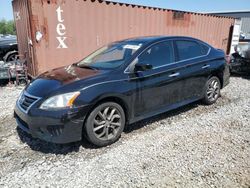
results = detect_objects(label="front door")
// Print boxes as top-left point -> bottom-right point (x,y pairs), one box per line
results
131,40 -> 186,117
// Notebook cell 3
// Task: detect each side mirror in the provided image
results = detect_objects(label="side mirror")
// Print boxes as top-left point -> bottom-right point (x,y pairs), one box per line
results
134,63 -> 153,72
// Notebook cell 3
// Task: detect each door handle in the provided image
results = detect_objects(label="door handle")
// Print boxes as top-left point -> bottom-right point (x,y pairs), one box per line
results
202,64 -> 210,69
169,72 -> 180,78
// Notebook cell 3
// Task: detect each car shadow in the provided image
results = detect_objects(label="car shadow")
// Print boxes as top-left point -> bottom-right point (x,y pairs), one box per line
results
16,127 -> 98,155
231,73 -> 250,80
0,79 -> 10,86
17,101 -> 201,154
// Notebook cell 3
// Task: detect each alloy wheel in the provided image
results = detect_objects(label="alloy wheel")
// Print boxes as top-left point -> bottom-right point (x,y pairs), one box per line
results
207,79 -> 220,101
93,106 -> 122,141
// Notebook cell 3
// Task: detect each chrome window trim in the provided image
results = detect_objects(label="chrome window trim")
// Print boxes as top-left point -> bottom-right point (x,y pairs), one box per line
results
132,57 -> 214,79
124,39 -> 211,74
17,91 -> 41,114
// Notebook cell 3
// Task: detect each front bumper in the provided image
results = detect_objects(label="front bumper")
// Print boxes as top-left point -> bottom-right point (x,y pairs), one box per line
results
14,102 -> 92,144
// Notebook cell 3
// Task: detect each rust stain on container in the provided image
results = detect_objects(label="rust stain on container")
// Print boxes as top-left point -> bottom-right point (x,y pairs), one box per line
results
12,0 -> 235,76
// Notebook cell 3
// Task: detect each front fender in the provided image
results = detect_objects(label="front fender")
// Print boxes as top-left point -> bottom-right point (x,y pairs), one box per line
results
75,78 -> 137,120
3,50 -> 18,62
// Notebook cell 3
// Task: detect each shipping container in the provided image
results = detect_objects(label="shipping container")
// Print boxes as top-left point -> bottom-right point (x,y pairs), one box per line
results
12,0 -> 235,76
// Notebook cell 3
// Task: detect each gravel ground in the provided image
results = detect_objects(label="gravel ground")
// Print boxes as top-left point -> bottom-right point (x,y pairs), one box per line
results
0,76 -> 249,187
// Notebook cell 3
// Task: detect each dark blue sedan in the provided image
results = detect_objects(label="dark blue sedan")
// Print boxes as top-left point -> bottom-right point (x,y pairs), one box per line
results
14,36 -> 230,147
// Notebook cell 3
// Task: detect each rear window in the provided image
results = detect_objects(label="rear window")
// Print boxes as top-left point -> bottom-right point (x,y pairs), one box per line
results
176,40 -> 209,61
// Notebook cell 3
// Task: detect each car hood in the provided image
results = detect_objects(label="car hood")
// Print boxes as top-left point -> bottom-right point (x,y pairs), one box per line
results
26,64 -> 107,97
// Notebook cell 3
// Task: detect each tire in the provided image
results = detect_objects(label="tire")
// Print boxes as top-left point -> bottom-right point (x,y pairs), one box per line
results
18,79 -> 28,86
6,52 -> 18,62
202,76 -> 221,105
84,102 -> 125,147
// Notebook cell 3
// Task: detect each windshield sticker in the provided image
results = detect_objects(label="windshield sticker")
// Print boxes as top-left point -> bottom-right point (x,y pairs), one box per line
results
123,44 -> 141,50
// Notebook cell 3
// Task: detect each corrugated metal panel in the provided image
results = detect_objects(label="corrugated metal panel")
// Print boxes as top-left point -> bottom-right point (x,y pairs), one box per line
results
241,17 -> 250,33
13,0 -> 235,76
209,12 -> 250,19
208,12 -> 250,34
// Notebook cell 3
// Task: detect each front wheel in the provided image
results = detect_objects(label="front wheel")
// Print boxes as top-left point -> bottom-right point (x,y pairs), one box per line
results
84,102 -> 125,147
202,76 -> 221,105
6,52 -> 18,62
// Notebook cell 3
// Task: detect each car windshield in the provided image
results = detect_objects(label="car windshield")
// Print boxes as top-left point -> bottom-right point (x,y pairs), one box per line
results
77,41 -> 144,70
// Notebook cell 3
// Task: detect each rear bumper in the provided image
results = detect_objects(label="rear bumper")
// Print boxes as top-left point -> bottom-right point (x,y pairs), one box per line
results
222,64 -> 230,88
14,102 -> 92,144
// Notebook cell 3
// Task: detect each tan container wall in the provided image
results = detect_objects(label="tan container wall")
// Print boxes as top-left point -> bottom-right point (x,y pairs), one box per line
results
13,0 -> 235,76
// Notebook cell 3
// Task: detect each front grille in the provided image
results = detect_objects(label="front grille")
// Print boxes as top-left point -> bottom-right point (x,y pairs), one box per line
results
19,92 -> 39,111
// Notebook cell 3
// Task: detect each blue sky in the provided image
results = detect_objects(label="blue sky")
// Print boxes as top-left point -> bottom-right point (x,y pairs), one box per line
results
0,0 -> 13,20
1,0 -> 250,20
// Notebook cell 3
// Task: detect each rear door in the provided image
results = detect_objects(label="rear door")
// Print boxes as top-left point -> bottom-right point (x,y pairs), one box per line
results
174,40 -> 212,100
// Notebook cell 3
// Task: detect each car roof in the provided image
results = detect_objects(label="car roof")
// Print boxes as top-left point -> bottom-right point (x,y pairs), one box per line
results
122,35 -> 203,42
121,35 -> 205,44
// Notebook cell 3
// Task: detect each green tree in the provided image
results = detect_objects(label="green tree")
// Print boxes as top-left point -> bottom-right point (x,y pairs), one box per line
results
0,19 -> 16,35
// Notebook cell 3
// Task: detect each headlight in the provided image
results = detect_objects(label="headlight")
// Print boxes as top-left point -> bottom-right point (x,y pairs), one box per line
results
17,90 -> 24,103
40,91 -> 80,110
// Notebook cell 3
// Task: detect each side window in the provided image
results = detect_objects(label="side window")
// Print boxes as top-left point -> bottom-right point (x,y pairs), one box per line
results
138,41 -> 174,68
199,42 -> 210,55
176,40 -> 208,61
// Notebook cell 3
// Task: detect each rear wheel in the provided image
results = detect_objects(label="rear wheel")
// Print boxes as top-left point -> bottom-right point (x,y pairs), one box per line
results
84,102 -> 125,147
202,76 -> 221,105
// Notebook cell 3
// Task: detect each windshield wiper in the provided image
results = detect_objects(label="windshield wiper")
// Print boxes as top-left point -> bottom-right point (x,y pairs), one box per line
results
76,64 -> 99,70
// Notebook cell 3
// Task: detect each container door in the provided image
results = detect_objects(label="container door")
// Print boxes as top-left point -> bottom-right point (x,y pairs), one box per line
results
12,0 -> 35,76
